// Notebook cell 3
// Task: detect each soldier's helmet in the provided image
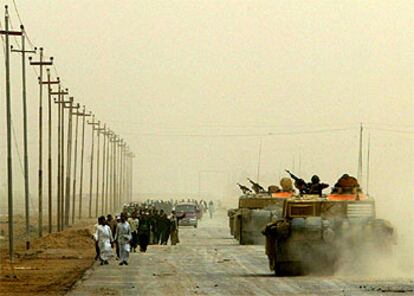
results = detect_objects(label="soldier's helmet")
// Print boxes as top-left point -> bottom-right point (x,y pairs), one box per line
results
280,177 -> 293,192
311,175 -> 320,184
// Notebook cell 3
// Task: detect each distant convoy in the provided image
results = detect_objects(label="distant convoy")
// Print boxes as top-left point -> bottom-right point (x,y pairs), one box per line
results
229,171 -> 395,276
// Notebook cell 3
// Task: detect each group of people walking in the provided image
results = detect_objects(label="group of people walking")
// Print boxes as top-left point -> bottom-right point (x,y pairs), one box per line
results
93,207 -> 184,266
94,213 -> 133,266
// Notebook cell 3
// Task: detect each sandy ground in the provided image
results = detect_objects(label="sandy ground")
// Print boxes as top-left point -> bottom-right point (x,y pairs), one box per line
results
68,210 -> 414,296
0,218 -> 96,296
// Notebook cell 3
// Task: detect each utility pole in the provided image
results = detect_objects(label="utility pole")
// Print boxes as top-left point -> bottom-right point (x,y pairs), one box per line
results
117,140 -> 125,208
10,24 -> 35,249
60,98 -> 65,229
127,151 -> 131,202
124,146 -> 129,203
0,5 -> 22,260
366,133 -> 371,196
115,139 -> 122,209
104,129 -> 112,214
119,142 -> 126,206
78,108 -> 91,220
125,151 -> 130,202
54,89 -> 61,231
123,147 -> 129,203
29,47 -> 53,237
110,136 -> 121,211
71,108 -> 81,224
118,141 -> 123,207
100,125 -> 108,214
41,69 -> 59,233
129,152 -> 135,202
94,122 -> 104,217
52,87 -> 69,231
106,130 -> 113,213
128,151 -> 133,202
87,116 -> 98,218
110,132 -> 117,213
63,98 -> 79,226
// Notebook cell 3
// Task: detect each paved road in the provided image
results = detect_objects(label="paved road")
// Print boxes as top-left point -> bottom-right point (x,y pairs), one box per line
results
69,210 -> 414,296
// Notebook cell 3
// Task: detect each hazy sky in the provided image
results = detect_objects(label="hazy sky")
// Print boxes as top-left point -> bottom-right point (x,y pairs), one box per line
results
0,1 -> 413,210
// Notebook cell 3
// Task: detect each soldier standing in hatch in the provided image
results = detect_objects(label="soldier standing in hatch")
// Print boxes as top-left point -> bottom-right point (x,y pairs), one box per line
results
308,175 -> 329,196
333,174 -> 360,193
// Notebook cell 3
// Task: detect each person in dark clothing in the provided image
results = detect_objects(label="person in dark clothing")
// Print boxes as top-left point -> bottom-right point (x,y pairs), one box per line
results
168,210 -> 185,245
153,209 -> 161,244
104,214 -> 117,259
208,200 -> 214,219
332,174 -> 360,194
158,210 -> 170,245
286,170 -> 328,196
114,215 -> 121,259
286,170 -> 309,194
149,209 -> 158,244
128,212 -> 139,252
107,214 -> 117,235
94,238 -> 100,261
137,212 -> 151,252
308,175 -> 329,196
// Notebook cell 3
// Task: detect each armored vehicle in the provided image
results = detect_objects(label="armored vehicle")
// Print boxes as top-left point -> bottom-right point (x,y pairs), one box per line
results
228,190 -> 293,245
263,192 -> 394,275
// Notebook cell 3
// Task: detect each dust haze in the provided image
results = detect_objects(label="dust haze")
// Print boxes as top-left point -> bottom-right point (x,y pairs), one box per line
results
0,0 -> 413,277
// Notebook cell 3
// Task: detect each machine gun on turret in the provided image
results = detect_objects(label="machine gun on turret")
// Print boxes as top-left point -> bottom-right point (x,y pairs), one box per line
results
285,170 -> 308,194
247,178 -> 266,194
237,183 -> 253,194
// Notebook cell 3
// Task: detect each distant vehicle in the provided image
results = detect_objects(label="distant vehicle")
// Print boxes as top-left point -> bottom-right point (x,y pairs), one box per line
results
228,192 -> 290,245
174,203 -> 199,228
229,178 -> 294,245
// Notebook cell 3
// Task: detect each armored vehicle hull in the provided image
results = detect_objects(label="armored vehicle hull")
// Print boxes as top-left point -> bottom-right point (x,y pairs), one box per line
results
263,196 -> 394,276
228,193 -> 291,245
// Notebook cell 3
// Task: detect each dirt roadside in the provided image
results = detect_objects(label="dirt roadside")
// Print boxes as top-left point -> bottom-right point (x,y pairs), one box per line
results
0,221 -> 96,296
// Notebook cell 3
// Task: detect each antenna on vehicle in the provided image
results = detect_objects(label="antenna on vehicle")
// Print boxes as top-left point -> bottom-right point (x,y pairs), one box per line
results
356,123 -> 363,200
366,133 -> 371,196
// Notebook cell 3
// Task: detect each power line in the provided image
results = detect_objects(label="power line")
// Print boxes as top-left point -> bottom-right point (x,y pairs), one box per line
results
7,12 -> 20,49
121,127 -> 356,138
12,0 -> 35,49
0,16 -> 38,78
11,120 -> 25,177
367,127 -> 414,134
365,122 -> 414,129
109,120 -> 414,131
53,63 -> 59,77
107,120 -> 357,129
0,18 -> 6,54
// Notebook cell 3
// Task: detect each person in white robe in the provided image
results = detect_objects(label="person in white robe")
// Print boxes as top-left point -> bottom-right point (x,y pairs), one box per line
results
94,216 -> 114,265
115,213 -> 132,266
